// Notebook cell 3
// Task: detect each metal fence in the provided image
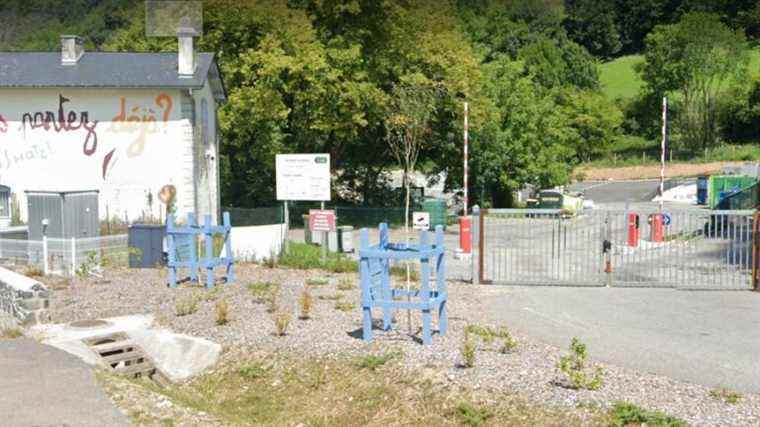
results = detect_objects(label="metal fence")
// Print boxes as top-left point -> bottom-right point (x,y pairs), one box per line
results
0,234 -> 129,275
475,208 -> 757,290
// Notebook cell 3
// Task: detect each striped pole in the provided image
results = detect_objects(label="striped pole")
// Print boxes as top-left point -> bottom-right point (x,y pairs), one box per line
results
463,102 -> 469,216
660,96 -> 667,212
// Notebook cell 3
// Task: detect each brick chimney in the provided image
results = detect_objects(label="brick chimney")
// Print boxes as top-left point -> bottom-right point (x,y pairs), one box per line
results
61,35 -> 84,65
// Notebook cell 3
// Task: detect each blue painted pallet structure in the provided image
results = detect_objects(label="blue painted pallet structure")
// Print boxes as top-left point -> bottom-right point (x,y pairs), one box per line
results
166,212 -> 234,289
359,223 -> 447,345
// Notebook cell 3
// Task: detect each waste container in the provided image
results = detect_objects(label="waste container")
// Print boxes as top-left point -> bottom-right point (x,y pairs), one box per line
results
327,230 -> 339,252
338,226 -> 354,253
422,198 -> 447,231
127,224 -> 166,268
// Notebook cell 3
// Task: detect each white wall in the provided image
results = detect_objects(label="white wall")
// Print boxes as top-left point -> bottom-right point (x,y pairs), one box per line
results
230,224 -> 285,262
0,87 -> 218,223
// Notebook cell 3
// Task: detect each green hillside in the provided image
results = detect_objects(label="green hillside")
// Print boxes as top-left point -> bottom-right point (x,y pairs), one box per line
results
599,55 -> 644,101
600,50 -> 760,101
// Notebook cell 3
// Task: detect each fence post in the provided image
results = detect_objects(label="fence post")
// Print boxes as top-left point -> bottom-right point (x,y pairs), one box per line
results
471,205 -> 480,284
42,235 -> 49,275
71,237 -> 76,275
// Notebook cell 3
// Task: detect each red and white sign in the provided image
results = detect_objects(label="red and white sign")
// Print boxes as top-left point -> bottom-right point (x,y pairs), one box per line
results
309,209 -> 336,232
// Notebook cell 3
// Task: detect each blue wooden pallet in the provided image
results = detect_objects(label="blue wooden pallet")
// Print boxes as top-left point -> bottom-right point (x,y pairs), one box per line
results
166,212 -> 234,289
359,223 -> 447,345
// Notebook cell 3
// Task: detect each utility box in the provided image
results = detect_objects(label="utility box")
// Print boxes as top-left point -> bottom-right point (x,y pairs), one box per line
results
128,224 -> 166,268
338,226 -> 354,253
26,190 -> 99,240
0,185 -> 10,228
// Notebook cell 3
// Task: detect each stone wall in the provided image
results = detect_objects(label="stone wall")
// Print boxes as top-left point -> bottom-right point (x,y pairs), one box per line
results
0,267 -> 50,325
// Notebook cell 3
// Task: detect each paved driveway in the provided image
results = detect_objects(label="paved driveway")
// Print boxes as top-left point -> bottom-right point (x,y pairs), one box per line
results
0,338 -> 131,427
476,286 -> 760,393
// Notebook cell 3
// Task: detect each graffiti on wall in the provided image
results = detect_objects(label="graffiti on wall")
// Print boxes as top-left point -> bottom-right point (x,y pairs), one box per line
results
0,114 -> 7,133
0,142 -> 54,170
20,94 -> 99,155
109,93 -> 173,158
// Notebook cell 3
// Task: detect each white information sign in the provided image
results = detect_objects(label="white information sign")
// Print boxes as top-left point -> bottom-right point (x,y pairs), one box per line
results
413,211 -> 430,230
276,154 -> 331,201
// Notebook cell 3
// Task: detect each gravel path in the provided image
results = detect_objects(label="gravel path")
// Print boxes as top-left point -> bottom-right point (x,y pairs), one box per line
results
44,266 -> 760,426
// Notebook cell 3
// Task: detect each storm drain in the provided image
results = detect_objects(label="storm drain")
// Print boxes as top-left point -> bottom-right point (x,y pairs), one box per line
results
83,332 -> 170,386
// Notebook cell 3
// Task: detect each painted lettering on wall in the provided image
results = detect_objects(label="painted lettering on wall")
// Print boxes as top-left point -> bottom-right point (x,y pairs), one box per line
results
0,142 -> 54,170
0,114 -> 7,133
20,94 -> 99,155
109,93 -> 173,158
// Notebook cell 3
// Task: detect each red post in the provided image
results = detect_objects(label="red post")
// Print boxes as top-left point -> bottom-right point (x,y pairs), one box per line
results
627,213 -> 639,247
459,216 -> 471,253
650,213 -> 664,242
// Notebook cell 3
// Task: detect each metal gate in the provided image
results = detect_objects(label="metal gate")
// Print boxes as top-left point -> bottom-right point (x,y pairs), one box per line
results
476,208 -> 757,290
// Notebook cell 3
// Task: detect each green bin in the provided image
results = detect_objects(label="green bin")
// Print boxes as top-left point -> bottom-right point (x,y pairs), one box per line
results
422,199 -> 447,231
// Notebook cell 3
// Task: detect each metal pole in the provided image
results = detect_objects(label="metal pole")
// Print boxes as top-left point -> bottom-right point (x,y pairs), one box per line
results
463,102 -> 469,216
660,96 -> 668,213
283,201 -> 289,255
42,235 -> 49,276
71,237 -> 76,275
321,201 -> 327,264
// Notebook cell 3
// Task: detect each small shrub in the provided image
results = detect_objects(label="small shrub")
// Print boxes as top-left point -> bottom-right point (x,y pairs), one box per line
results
215,299 -> 230,325
500,334 -> 518,354
272,310 -> 291,336
278,241 -> 358,273
334,301 -> 356,312
557,337 -> 604,390
456,402 -> 492,427
175,294 -> 199,317
337,278 -> 354,291
239,362 -> 269,379
77,251 -> 99,276
318,293 -> 343,301
248,282 -> 280,310
299,287 -> 313,320
306,278 -> 328,287
710,388 -> 742,404
1,327 -> 22,340
461,330 -> 476,368
354,352 -> 399,371
465,325 -> 518,353
608,402 -> 687,427
390,263 -> 420,281
23,266 -> 44,278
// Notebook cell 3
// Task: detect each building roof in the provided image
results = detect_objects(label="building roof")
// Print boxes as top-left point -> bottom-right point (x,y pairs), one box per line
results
0,52 -> 226,101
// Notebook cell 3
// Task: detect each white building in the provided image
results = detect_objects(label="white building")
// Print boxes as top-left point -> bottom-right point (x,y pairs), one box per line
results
0,35 -> 225,224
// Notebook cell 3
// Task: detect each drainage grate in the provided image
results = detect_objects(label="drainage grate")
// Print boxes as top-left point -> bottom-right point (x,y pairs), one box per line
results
83,332 -> 170,386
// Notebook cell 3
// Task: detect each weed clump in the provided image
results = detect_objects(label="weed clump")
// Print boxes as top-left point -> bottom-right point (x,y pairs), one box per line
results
175,294 -> 199,317
354,352 -> 400,371
557,337 -> 604,390
299,287 -> 313,320
306,278 -> 328,287
710,388 -> 742,404
1,327 -> 22,340
337,278 -> 354,291
215,299 -> 230,325
334,301 -> 356,312
278,242 -> 358,273
248,281 -> 280,312
608,402 -> 687,427
465,324 -> 518,353
272,310 -> 291,336
461,329 -> 476,368
456,402 -> 492,427
239,362 -> 269,379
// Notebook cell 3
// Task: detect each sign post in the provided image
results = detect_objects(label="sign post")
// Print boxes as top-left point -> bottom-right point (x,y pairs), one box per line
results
276,154 -> 331,256
309,209 -> 336,263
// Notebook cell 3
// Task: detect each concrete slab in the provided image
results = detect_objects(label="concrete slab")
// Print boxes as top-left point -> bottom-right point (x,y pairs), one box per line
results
32,314 -> 221,382
476,286 -> 760,393
0,338 -> 131,427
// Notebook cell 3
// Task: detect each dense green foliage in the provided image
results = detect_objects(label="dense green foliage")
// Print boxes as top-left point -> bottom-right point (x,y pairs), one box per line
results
2,0 -> 759,208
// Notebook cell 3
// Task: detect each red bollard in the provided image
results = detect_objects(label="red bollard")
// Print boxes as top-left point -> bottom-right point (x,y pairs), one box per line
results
627,213 -> 640,247
650,214 -> 665,242
459,216 -> 471,253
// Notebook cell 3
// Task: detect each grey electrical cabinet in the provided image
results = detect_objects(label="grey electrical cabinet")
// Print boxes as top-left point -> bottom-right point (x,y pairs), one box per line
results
128,224 -> 166,268
26,190 -> 99,240
0,185 -> 10,228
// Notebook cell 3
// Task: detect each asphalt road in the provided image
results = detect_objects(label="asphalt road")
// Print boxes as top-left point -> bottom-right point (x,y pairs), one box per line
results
477,286 -> 760,393
0,338 -> 131,427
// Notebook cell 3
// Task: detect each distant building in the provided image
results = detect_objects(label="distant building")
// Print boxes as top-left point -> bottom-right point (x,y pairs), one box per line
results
0,35 -> 225,224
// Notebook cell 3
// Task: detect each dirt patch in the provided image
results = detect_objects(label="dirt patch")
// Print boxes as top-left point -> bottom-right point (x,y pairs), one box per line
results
576,161 -> 742,181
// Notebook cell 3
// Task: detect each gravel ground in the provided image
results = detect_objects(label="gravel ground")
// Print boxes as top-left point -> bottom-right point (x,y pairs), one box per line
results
43,265 -> 760,426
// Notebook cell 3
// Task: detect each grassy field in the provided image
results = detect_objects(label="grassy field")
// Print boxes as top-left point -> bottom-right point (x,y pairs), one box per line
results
599,49 -> 760,101
599,55 -> 644,101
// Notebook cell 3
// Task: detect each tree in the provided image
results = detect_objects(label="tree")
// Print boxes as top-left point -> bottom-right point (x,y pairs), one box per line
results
564,0 -> 622,59
385,76 -> 440,234
639,12 -> 749,151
